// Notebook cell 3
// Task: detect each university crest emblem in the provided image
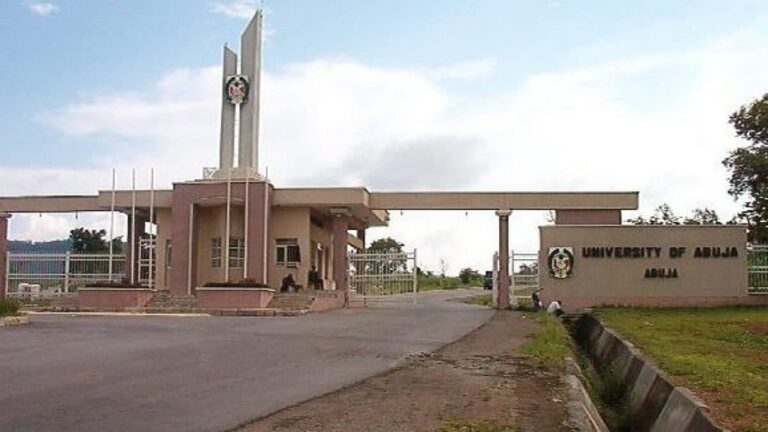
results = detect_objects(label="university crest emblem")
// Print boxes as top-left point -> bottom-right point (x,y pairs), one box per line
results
225,75 -> 250,105
548,247 -> 574,279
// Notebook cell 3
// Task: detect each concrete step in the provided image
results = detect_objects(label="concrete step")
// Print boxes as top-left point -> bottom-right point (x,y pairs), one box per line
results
267,293 -> 315,310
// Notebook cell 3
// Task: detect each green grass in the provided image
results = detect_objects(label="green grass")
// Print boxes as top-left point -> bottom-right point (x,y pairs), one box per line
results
597,306 -> 768,432
0,297 -> 21,317
521,312 -> 574,371
457,293 -> 492,307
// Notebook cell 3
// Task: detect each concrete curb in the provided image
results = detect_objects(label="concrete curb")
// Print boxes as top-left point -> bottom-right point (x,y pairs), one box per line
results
0,314 -> 30,327
562,357 -> 610,432
572,315 -> 728,432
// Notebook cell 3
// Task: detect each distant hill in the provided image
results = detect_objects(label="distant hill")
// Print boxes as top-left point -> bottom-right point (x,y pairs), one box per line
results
8,239 -> 72,253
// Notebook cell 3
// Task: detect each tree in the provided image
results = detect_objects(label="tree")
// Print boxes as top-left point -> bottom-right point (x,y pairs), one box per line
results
723,93 -> 768,242
458,267 -> 480,284
626,203 -> 680,225
368,237 -> 404,253
682,208 -> 722,225
69,228 -> 122,253
628,204 -> 722,226
367,237 -> 406,273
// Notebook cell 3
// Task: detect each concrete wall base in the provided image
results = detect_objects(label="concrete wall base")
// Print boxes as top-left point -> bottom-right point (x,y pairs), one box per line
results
78,289 -> 154,310
195,288 -> 275,309
561,295 -> 768,309
0,314 -> 29,327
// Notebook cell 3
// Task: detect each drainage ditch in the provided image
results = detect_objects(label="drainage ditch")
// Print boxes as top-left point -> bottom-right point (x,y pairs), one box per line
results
562,314 -> 724,432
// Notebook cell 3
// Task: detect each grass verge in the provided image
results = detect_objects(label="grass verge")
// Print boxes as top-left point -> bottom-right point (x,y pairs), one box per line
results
0,298 -> 21,317
457,293 -> 492,307
521,312 -> 573,371
597,306 -> 768,432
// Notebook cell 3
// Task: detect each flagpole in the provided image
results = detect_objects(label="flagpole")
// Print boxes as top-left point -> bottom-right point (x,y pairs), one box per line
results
262,166 -> 269,284
224,168 -> 232,282
244,173 -> 250,280
130,169 -> 136,285
108,168 -> 115,281
149,168 -> 155,289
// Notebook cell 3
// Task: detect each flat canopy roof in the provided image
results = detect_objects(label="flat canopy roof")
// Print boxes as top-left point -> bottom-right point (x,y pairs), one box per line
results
0,190 -> 639,214
368,191 -> 639,210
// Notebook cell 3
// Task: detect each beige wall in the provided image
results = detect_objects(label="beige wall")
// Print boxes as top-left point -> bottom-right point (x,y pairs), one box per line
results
154,208 -> 172,289
195,205 -> 246,286
268,207 -> 311,288
539,225 -> 749,308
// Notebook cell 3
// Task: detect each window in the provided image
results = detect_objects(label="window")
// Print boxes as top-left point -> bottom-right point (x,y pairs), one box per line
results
211,237 -> 222,268
228,237 -> 245,268
276,238 -> 300,268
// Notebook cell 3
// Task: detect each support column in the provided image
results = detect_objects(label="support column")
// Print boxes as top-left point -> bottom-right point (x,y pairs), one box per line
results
496,210 -> 512,309
0,213 -> 10,298
356,229 -> 366,250
246,182 -> 269,284
331,209 -> 350,298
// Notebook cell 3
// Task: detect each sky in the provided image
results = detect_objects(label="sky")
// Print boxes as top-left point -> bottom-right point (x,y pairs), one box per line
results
1,0 -> 768,274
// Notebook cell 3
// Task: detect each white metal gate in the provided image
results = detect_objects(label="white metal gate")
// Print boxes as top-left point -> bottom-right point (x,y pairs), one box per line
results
6,252 -> 126,297
492,251 -> 540,306
348,250 -> 417,305
748,244 -> 768,295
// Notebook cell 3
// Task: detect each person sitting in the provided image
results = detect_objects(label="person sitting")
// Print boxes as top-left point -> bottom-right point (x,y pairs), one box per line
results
547,299 -> 564,317
531,292 -> 542,311
307,266 -> 322,290
281,273 -> 298,293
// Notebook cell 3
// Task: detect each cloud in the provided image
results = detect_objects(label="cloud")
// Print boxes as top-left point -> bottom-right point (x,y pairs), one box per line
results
210,0 -> 258,19
26,1 -> 58,16
10,26 -> 768,272
430,59 -> 498,81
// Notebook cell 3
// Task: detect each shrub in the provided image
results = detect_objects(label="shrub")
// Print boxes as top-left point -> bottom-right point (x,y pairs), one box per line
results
0,297 -> 21,317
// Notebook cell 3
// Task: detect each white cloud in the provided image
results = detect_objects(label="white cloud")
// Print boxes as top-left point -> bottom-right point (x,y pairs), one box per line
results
430,58 -> 498,81
26,1 -> 59,16
8,27 -> 768,272
210,0 -> 258,19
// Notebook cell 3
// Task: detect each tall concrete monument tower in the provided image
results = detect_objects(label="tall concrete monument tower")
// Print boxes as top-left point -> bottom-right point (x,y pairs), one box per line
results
215,10 -> 263,179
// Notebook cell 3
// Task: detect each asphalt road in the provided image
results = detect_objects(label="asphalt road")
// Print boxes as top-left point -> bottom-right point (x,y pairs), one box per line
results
0,289 -> 493,432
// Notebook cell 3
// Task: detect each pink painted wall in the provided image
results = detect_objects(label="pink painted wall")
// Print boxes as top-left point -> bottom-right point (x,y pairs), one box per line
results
555,210 -> 621,225
78,289 -> 154,310
309,292 -> 345,312
170,181 -> 270,296
196,289 -> 274,309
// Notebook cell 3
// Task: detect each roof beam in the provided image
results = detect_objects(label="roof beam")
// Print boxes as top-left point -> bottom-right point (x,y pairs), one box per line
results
368,192 -> 639,210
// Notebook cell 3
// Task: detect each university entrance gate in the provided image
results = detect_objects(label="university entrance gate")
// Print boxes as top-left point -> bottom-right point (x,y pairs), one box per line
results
347,250 -> 417,306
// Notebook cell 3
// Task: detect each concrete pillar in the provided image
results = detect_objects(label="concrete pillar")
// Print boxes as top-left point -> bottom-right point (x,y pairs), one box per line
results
356,229 -> 366,250
0,213 -> 9,298
496,210 -> 512,309
331,210 -> 350,296
219,45 -> 237,170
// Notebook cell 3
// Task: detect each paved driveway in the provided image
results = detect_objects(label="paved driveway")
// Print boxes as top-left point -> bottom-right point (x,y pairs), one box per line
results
0,289 -> 492,432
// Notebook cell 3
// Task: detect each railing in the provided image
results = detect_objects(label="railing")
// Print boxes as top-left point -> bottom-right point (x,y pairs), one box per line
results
748,244 -> 768,295
348,250 -> 417,301
6,252 -> 127,296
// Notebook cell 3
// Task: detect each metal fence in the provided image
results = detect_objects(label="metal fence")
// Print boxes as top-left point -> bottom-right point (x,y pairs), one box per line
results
511,251 -> 539,296
6,252 -> 127,297
748,244 -> 768,295
348,250 -> 417,304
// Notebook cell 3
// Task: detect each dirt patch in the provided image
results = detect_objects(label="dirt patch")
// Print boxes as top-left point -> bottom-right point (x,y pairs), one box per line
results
745,322 -> 768,336
236,311 -> 569,432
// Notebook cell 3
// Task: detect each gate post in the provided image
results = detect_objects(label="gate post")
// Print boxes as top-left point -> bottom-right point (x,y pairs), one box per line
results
496,210 -> 512,309
0,213 -> 10,299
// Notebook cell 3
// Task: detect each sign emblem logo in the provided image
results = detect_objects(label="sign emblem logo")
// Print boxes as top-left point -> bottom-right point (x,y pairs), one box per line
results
548,247 -> 574,279
225,75 -> 250,105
